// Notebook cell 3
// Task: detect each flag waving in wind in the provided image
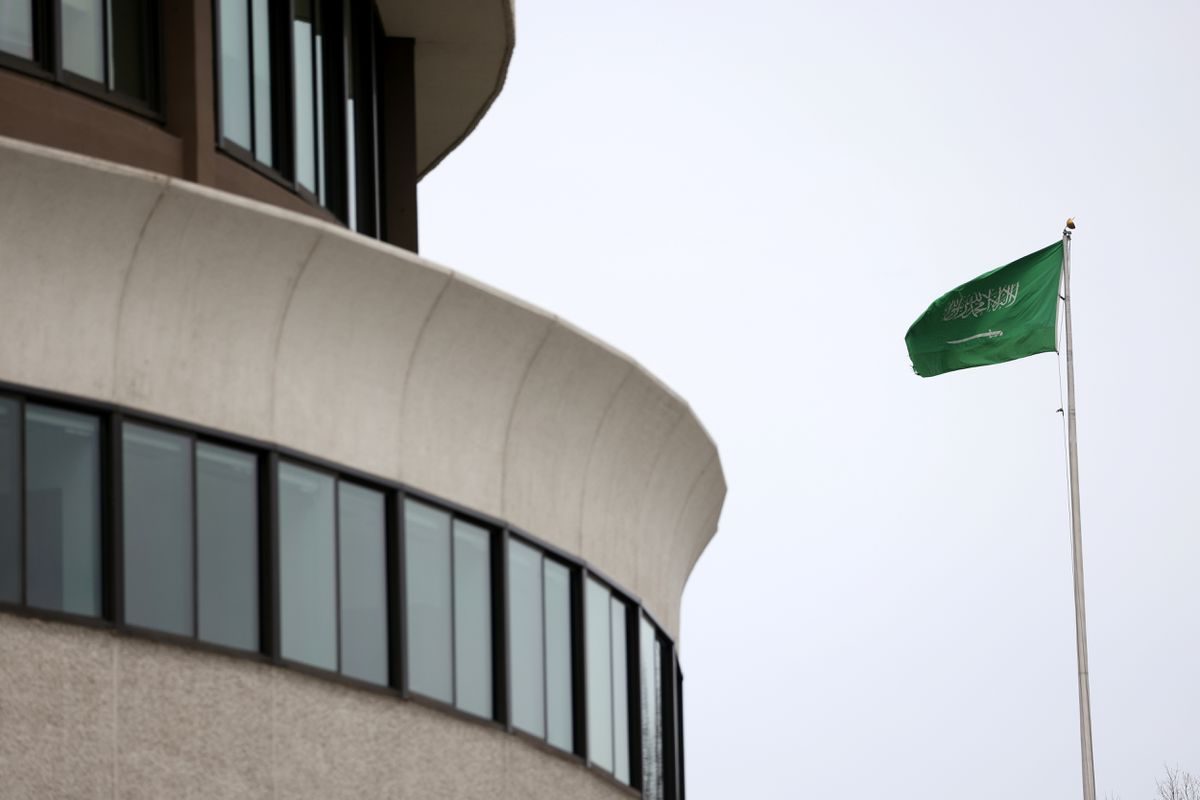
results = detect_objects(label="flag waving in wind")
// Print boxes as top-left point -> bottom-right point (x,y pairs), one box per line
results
905,241 -> 1064,377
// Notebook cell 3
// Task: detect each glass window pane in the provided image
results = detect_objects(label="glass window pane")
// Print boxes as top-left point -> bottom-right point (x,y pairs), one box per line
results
344,2 -> 357,228
293,3 -> 316,193
0,399 -> 19,603
453,520 -> 491,717
278,462 -> 336,670
0,0 -> 34,59
611,597 -> 630,784
315,30 -> 325,205
251,0 -> 272,164
586,578 -> 613,771
109,0 -> 152,102
61,0 -> 104,82
25,406 -> 101,617
123,424 -> 193,636
404,499 -> 452,703
338,482 -> 387,685
197,443 -> 258,651
641,616 -> 664,800
544,559 -> 573,751
508,539 -> 543,737
218,0 -> 252,149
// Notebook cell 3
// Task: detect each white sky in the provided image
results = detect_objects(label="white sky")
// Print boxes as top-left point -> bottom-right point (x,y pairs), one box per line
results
419,1 -> 1200,797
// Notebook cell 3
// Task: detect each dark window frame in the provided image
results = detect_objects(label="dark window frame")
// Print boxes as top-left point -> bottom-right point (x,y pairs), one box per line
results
212,0 -> 379,232
401,494 -> 501,721
0,0 -> 164,120
213,0 -> 293,185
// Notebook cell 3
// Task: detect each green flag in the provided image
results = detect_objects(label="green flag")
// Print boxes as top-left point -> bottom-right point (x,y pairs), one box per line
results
905,241 -> 1064,377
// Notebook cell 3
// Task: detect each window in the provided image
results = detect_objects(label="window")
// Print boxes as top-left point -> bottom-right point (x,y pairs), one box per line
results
586,577 -> 633,783
61,0 -> 157,107
292,0 -> 321,197
342,0 -> 358,229
404,499 -> 451,701
121,425 -> 261,647
453,519 -> 492,717
61,0 -> 103,82
0,0 -> 35,60
404,498 -> 494,717
0,397 -> 20,604
641,615 -> 664,800
122,424 -> 193,636
25,405 -> 102,617
213,0 -> 381,233
0,0 -> 158,110
544,559 -> 574,750
508,539 -> 577,752
508,539 -> 544,736
196,442 -> 258,651
585,579 -> 613,769
338,480 -> 387,685
612,596 -> 631,783
278,461 -> 337,670
218,0 -> 275,165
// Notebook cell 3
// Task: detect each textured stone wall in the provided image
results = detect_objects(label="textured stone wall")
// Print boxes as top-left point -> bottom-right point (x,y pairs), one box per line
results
0,613 -> 634,800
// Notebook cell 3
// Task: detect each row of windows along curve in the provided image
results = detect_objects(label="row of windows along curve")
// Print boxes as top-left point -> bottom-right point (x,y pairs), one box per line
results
0,383 -> 687,798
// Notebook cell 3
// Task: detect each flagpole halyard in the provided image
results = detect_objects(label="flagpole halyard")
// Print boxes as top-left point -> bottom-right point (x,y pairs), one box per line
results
1062,221 -> 1097,800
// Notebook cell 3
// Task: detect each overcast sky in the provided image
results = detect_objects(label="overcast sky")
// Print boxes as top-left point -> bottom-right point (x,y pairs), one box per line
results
418,1 -> 1200,797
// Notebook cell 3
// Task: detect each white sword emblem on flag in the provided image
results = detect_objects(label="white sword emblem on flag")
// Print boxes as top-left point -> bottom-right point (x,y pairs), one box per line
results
946,330 -> 1003,344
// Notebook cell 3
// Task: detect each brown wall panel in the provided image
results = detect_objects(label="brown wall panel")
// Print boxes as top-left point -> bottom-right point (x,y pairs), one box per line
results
0,70 -> 182,177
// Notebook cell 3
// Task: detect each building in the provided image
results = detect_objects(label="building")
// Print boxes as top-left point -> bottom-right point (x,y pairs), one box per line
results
0,2 -> 726,797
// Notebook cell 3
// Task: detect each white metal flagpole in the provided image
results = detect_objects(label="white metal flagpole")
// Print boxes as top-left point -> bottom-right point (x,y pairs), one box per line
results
1061,220 -> 1097,800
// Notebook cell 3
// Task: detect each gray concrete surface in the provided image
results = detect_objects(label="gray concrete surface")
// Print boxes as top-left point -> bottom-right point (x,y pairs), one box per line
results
0,613 -> 634,799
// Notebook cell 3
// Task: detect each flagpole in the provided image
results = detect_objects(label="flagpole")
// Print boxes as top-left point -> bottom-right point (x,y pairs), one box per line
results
1062,221 -> 1096,800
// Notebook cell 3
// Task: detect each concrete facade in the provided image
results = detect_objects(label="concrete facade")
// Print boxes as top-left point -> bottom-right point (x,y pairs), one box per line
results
0,613 -> 634,800
0,4 -> 721,790
0,136 -> 724,638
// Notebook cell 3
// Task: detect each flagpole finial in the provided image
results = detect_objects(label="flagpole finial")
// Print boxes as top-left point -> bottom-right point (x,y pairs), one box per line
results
1064,217 -> 1076,239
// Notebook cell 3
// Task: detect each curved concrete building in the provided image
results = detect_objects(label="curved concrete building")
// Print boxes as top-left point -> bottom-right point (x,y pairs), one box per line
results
0,3 -> 724,798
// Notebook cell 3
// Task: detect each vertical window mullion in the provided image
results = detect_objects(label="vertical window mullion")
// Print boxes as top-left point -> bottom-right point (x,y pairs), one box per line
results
245,0 -> 256,157
572,566 -> 587,758
260,450 -> 279,660
102,0 -> 111,89
492,526 -> 508,725
662,637 -> 678,800
386,488 -> 403,691
50,0 -> 61,80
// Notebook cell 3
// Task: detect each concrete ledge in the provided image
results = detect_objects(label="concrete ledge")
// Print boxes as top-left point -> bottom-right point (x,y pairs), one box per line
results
0,137 -> 725,638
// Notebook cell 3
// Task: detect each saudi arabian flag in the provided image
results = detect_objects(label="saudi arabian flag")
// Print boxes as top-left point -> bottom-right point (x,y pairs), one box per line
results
905,241 -> 1064,377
